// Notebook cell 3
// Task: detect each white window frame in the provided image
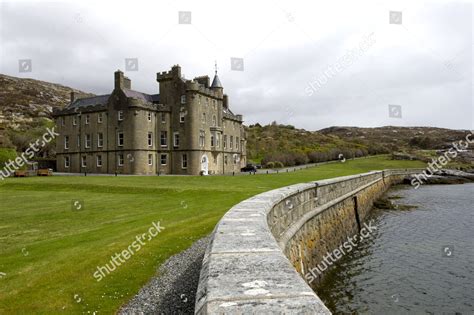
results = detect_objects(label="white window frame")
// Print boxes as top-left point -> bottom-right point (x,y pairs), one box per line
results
85,114 -> 90,125
160,154 -> 167,165
85,134 -> 91,148
161,112 -> 166,123
236,137 -> 239,150
81,156 -> 87,168
97,155 -> 102,167
118,110 -> 124,121
148,154 -> 153,166
148,132 -> 153,147
118,154 -> 124,166
173,132 -> 180,147
160,131 -> 167,147
147,112 -> 152,122
180,111 -> 185,123
64,135 -> 69,150
230,136 -> 233,150
97,133 -> 104,148
181,154 -> 188,169
73,116 -> 77,126
117,132 -> 124,147
180,95 -> 186,104
98,113 -> 103,123
64,156 -> 70,168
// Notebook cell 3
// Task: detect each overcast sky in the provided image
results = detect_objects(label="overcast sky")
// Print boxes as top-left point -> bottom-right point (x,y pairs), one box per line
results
0,0 -> 472,130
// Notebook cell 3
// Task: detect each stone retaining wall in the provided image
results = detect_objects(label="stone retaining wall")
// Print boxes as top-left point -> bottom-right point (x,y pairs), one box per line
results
195,169 -> 424,314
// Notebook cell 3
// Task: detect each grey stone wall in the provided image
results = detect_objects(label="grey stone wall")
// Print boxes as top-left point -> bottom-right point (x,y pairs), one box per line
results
195,169 -> 424,314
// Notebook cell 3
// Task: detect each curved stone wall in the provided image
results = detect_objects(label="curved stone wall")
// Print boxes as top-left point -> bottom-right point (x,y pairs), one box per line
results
195,169 -> 423,314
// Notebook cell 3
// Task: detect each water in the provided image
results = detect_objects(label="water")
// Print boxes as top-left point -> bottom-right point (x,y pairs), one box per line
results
317,184 -> 474,314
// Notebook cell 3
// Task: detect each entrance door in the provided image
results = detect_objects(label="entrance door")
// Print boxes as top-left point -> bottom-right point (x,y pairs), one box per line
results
201,155 -> 209,175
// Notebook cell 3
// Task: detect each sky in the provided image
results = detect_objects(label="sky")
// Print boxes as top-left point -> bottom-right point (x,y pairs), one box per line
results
0,0 -> 472,131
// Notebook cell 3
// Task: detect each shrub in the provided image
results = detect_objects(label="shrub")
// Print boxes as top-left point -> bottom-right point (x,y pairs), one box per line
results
0,148 -> 17,169
274,161 -> 284,168
265,161 -> 275,169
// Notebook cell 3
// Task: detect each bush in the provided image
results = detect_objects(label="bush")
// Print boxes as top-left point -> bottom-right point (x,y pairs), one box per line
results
0,148 -> 17,169
274,161 -> 284,168
265,161 -> 275,169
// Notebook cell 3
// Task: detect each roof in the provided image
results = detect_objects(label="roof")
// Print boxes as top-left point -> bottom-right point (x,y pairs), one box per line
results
211,74 -> 222,88
123,89 -> 160,103
69,94 -> 110,108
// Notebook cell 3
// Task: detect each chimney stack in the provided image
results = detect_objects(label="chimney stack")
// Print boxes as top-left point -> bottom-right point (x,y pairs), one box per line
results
115,70 -> 124,90
70,91 -> 76,103
223,94 -> 229,109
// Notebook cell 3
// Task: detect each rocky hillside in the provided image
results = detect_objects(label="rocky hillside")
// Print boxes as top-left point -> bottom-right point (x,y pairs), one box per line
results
0,74 -> 93,130
319,126 -> 470,151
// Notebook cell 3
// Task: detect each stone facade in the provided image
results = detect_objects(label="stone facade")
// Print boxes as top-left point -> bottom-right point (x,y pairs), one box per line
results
53,65 -> 246,175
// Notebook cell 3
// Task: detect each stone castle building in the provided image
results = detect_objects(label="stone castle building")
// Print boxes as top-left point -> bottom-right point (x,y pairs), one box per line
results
53,65 -> 246,175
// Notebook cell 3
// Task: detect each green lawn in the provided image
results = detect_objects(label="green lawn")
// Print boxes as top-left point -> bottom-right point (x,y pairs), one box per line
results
0,156 -> 425,314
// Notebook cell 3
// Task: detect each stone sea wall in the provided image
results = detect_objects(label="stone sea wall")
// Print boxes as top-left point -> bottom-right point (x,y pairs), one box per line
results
195,169 -> 424,314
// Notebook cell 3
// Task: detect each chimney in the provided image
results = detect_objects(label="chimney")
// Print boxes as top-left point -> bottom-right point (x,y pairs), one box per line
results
223,94 -> 229,109
115,70 -> 124,89
124,76 -> 131,89
70,92 -> 76,103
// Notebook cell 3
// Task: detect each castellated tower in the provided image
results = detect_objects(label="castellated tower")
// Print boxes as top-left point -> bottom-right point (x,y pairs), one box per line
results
53,64 -> 246,175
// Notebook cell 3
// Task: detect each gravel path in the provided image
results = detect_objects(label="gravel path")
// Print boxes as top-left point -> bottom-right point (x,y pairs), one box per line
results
119,236 -> 210,315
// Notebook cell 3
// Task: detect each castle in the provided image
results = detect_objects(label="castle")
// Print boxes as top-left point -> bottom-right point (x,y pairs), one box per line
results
53,65 -> 246,175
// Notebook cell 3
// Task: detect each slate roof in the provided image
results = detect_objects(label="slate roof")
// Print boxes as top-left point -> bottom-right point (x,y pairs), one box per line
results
123,89 -> 160,103
69,95 -> 110,108
211,74 -> 222,88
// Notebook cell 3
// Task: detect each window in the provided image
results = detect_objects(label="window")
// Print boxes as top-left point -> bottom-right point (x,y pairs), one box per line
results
77,135 -> 80,147
181,154 -> 188,169
233,154 -> 238,164
85,114 -> 90,125
230,136 -> 233,150
160,131 -> 167,146
97,155 -> 102,167
148,154 -> 153,166
236,137 -> 239,150
81,156 -> 87,168
224,155 -> 228,165
199,130 -> 205,147
98,113 -> 103,123
181,95 -> 186,104
212,115 -> 216,126
180,111 -> 185,123
118,154 -> 124,166
223,135 -> 227,149
161,112 -> 166,123
211,135 -> 215,147
85,134 -> 91,148
173,132 -> 180,147
147,112 -> 152,121
73,116 -> 77,126
148,132 -> 153,147
97,133 -> 104,148
64,156 -> 70,168
202,113 -> 206,123
160,154 -> 167,165
64,136 -> 69,150
216,134 -> 220,148
118,110 -> 124,121
117,132 -> 124,147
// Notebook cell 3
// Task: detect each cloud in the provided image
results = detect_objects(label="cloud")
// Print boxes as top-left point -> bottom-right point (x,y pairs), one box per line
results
0,0 -> 471,130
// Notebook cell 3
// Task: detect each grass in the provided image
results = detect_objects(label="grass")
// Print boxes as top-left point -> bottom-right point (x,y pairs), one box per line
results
0,155 -> 425,314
